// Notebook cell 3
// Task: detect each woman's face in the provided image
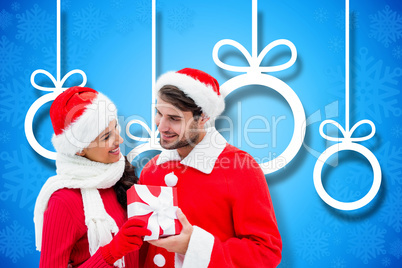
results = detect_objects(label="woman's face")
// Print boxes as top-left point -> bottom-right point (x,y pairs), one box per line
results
78,119 -> 123,163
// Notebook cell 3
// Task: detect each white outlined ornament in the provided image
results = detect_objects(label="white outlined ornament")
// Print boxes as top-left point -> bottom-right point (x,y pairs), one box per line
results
24,0 -> 87,160
313,0 -> 382,211
212,0 -> 305,174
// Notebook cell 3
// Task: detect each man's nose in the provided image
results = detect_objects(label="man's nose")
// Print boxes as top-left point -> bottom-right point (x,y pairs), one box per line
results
157,116 -> 169,132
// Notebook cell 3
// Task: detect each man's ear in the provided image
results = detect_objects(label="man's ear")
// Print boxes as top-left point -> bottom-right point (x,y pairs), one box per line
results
76,149 -> 86,157
199,114 -> 210,127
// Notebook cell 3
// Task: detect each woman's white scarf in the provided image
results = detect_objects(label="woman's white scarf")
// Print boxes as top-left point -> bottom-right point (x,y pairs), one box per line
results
34,153 -> 126,266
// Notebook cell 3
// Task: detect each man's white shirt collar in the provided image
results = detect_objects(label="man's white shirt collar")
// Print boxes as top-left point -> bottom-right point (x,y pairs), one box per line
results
156,128 -> 227,174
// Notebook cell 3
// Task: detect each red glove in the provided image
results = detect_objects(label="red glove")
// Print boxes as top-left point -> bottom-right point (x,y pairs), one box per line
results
101,218 -> 151,264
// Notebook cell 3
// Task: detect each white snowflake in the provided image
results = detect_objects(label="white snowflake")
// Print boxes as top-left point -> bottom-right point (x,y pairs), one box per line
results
27,55 -> 37,66
391,124 -> 402,138
11,2 -> 20,12
0,209 -> 9,222
72,4 -> 109,42
314,8 -> 329,23
313,203 -> 344,233
40,46 -> 57,75
135,0 -> 151,25
328,36 -> 344,54
312,194 -> 354,236
0,221 -> 33,263
333,235 -> 342,246
1,145 -> 51,210
326,172 -> 366,204
381,256 -> 391,267
116,16 -> 135,35
15,4 -> 55,49
347,221 -> 386,264
111,0 -> 126,9
369,5 -> 402,48
336,10 -> 359,30
331,257 -> 346,268
41,39 -> 89,78
134,0 -> 164,27
393,46 -> 402,60
378,142 -> 402,186
296,225 -> 330,264
61,0 -> 72,11
167,4 -> 195,34
62,40 -> 90,75
0,76 -> 34,128
0,130 -> 11,143
277,259 -> 291,268
389,238 -> 402,259
0,9 -> 13,30
326,47 -> 402,124
379,187 -> 402,233
340,156 -> 381,205
0,36 -> 23,82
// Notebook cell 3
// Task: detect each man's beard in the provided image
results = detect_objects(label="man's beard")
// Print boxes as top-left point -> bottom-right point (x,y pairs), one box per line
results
160,122 -> 200,150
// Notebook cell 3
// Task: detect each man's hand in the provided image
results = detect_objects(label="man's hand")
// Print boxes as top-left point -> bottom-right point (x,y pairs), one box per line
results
148,208 -> 193,255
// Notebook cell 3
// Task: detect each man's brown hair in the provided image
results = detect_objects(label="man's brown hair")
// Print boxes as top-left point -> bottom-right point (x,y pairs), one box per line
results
158,85 -> 203,118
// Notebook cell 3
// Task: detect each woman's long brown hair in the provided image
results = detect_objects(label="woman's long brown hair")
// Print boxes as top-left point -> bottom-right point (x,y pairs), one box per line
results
113,156 -> 138,208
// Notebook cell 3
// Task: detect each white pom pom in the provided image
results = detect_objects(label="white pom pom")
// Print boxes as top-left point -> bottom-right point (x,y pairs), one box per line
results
153,254 -> 166,267
164,172 -> 178,187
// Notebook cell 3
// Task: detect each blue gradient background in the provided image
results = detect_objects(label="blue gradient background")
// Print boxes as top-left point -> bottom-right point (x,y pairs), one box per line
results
1,0 -> 401,267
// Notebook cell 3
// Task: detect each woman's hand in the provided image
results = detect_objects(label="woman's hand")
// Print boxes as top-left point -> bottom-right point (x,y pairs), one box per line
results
148,208 -> 193,255
101,218 -> 151,264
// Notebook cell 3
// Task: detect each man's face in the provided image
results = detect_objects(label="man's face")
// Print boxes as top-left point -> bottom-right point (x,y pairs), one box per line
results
155,97 -> 202,150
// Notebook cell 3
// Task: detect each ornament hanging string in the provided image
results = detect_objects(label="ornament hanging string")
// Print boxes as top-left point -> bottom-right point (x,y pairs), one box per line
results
213,0 -> 296,75
126,0 -> 162,163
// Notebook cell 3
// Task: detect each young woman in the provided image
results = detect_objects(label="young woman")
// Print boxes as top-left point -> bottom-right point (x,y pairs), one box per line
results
34,86 -> 150,267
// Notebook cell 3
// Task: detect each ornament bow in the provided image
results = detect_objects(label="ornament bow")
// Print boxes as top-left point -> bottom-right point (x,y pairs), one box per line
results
126,119 -> 159,143
128,185 -> 178,241
212,38 -> 297,75
319,119 -> 376,143
125,119 -> 161,163
30,68 -> 87,92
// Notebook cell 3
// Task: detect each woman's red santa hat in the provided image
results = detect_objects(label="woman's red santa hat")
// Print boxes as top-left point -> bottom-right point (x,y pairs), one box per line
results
155,68 -> 225,118
50,86 -> 118,155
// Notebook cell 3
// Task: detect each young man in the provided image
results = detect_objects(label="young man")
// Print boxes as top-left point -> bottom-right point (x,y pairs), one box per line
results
139,68 -> 282,267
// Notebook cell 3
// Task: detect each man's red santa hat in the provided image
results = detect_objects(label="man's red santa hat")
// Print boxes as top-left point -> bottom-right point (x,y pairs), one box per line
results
50,86 -> 118,155
155,68 -> 225,118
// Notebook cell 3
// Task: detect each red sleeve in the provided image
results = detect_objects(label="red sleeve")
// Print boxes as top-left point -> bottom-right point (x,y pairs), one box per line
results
78,249 -> 114,267
210,153 -> 282,267
183,153 -> 282,268
39,191 -> 114,268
